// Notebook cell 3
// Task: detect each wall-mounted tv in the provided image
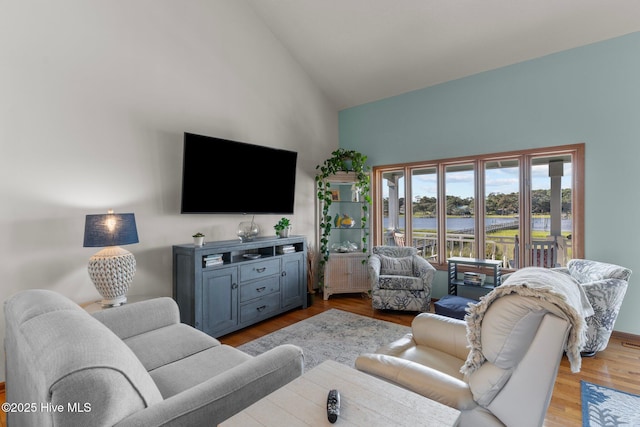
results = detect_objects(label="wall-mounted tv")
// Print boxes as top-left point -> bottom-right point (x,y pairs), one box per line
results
181,132 -> 297,214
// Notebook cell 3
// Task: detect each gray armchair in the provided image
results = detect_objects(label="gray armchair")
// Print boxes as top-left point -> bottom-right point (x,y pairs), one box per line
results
369,246 -> 436,312
554,258 -> 632,356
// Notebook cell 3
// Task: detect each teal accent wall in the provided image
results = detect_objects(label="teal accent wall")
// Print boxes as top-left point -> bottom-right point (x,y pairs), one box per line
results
339,32 -> 640,335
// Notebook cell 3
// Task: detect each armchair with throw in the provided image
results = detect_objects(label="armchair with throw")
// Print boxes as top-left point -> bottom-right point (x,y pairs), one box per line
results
553,258 -> 632,356
369,246 -> 436,312
356,267 -> 592,427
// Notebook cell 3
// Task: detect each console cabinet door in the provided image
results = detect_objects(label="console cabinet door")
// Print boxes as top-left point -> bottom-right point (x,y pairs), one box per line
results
202,267 -> 238,336
281,253 -> 304,310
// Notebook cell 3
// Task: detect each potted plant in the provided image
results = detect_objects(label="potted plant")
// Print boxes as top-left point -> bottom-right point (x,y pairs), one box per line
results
274,217 -> 292,238
315,149 -> 371,266
192,232 -> 205,247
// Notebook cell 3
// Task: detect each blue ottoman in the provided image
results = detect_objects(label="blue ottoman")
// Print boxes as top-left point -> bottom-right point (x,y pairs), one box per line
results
434,295 -> 479,320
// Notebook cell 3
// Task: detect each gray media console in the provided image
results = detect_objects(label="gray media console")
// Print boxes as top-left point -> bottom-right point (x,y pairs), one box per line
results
173,235 -> 308,338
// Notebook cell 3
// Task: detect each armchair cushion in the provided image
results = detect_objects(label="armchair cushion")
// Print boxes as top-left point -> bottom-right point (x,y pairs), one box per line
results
379,254 -> 413,276
379,275 -> 424,290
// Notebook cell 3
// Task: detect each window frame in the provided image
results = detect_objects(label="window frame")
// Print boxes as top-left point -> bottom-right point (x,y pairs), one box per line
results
371,143 -> 584,270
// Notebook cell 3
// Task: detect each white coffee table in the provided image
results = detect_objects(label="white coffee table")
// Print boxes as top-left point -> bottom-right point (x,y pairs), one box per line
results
219,359 -> 461,426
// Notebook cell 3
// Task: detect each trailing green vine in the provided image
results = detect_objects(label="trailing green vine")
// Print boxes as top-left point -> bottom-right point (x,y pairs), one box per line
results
315,149 -> 371,268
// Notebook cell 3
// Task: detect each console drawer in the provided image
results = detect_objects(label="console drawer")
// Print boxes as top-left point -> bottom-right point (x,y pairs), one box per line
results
239,259 -> 281,283
240,293 -> 280,323
240,275 -> 280,303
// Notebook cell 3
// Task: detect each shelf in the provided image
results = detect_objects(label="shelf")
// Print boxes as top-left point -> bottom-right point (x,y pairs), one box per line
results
450,280 -> 496,290
174,236 -> 305,269
447,257 -> 502,297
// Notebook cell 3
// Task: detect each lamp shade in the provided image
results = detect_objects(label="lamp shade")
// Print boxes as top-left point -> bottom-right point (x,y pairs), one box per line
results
83,213 -> 139,247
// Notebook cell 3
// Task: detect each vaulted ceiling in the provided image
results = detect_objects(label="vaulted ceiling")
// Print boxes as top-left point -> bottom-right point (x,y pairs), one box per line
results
247,0 -> 640,110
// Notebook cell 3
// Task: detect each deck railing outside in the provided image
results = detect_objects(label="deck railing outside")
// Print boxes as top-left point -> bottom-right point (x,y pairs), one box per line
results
387,231 -> 571,268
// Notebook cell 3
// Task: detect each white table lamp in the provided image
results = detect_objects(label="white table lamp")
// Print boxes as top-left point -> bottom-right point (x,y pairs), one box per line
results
83,210 -> 139,307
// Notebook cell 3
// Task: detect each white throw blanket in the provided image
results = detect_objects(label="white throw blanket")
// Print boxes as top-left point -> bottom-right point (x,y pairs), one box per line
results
461,267 -> 594,375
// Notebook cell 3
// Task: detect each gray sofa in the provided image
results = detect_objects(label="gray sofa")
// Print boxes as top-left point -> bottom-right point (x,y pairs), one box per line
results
4,289 -> 304,426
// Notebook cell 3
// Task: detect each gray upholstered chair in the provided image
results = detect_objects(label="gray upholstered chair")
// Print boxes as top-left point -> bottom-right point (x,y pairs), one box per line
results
553,258 -> 632,356
369,246 -> 436,312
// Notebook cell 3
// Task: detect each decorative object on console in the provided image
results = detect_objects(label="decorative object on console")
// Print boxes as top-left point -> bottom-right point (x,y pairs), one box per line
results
333,213 -> 355,228
83,210 -> 139,307
237,216 -> 260,242
274,217 -> 292,238
192,232 -> 205,247
331,241 -> 358,253
204,253 -> 223,267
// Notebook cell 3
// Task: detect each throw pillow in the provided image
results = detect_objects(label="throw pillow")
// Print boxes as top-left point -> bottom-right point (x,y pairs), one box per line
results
379,255 -> 413,276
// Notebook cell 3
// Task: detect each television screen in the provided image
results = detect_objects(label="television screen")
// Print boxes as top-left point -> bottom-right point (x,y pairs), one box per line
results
181,133 -> 297,214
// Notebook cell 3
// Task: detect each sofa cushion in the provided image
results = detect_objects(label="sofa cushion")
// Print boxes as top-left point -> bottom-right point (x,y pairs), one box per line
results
123,323 -> 221,371
149,344 -> 252,398
92,297 -> 180,339
379,255 -> 413,276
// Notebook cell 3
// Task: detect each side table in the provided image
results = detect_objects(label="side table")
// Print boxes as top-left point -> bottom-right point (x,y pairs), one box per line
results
81,295 -> 156,314
447,257 -> 503,299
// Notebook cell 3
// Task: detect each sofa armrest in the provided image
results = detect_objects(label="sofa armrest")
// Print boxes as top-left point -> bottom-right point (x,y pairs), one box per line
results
411,313 -> 469,360
114,344 -> 304,427
355,354 -> 476,410
93,297 -> 180,340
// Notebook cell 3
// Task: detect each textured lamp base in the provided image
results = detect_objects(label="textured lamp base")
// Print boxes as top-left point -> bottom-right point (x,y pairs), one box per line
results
87,246 -> 136,307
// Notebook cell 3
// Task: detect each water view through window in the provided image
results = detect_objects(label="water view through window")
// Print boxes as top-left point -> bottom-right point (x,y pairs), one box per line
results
374,145 -> 582,268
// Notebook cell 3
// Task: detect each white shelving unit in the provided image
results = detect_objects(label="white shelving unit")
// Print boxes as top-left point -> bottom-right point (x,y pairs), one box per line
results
318,172 -> 370,300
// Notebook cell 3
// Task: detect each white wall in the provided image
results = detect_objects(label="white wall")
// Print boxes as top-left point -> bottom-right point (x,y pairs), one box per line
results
0,0 -> 337,381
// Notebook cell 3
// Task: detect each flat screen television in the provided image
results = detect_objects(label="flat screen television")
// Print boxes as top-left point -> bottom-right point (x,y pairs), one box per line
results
181,132 -> 297,214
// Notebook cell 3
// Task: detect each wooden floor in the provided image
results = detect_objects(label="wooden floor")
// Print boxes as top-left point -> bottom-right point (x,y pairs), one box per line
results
221,294 -> 640,427
1,293 -> 638,426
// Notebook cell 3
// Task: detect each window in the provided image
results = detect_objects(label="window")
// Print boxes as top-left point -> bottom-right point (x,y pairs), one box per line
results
371,144 -> 584,270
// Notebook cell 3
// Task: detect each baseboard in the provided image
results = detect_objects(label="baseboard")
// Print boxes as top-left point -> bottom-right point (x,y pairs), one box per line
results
612,330 -> 640,350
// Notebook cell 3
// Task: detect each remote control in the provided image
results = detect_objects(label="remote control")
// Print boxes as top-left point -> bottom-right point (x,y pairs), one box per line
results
327,389 -> 340,423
